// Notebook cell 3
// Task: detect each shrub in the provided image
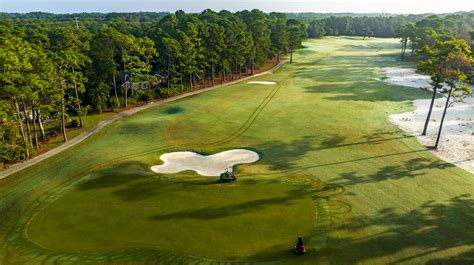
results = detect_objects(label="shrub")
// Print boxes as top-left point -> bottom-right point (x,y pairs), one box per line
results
133,90 -> 152,101
67,119 -> 79,128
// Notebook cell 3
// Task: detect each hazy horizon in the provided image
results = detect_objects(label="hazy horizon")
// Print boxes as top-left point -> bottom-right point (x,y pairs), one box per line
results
1,0 -> 474,14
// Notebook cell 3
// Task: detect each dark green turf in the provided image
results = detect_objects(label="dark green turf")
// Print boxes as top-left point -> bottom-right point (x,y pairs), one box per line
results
27,174 -> 315,259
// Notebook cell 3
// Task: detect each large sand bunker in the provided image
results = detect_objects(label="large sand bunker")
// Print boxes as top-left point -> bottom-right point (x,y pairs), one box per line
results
390,97 -> 473,174
151,149 -> 260,176
384,67 -> 474,174
382,67 -> 432,89
248,81 -> 276,85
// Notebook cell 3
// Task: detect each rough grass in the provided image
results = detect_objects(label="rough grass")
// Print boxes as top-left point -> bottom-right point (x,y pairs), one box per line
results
45,112 -> 115,149
0,37 -> 473,264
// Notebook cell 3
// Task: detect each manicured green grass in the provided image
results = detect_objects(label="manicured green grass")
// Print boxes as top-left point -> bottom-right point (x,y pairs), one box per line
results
45,112 -> 115,149
28,174 -> 315,260
1,37 -> 473,264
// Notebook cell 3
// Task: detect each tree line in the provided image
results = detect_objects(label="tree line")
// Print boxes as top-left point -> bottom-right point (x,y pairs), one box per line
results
306,12 -> 474,41
396,15 -> 474,60
0,10 -> 306,165
396,16 -> 473,149
305,12 -> 473,149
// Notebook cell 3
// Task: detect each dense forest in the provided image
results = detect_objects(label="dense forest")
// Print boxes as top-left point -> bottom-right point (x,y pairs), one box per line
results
305,11 -> 474,41
0,10 -> 306,165
1,10 -> 473,165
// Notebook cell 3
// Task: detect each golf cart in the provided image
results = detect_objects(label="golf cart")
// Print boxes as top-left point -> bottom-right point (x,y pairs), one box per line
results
294,236 -> 306,255
219,168 -> 237,183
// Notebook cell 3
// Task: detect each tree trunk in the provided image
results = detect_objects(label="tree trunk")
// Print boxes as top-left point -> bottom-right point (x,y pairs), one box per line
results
190,73 -> 193,90
434,87 -> 453,149
401,40 -> 406,61
113,73 -> 119,107
222,65 -> 225,84
21,100 -> 33,149
235,63 -> 238,80
61,94 -> 68,142
123,57 -> 128,107
124,82 -> 128,108
72,67 -> 84,127
14,99 -> 29,158
211,62 -> 215,86
231,63 -> 234,80
422,87 -> 438,135
277,52 -> 281,63
251,58 -> 254,75
203,68 -> 207,88
38,110 -> 45,140
290,47 -> 294,64
74,85 -> 84,127
32,106 -> 39,149
167,54 -> 171,93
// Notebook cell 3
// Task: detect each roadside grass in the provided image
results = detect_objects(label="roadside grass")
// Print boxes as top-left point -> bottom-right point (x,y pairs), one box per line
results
44,112 -> 115,149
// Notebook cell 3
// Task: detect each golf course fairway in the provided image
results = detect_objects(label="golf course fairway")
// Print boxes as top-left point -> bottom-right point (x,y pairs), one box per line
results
1,37 -> 473,264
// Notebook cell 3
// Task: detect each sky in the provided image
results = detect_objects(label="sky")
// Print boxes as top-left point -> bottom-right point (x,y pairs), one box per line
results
1,0 -> 474,14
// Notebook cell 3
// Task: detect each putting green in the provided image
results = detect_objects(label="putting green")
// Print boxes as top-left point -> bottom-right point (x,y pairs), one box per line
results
27,174 -> 315,259
1,37 -> 473,264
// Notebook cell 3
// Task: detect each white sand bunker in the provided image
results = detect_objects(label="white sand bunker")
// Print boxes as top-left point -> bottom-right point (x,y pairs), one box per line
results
385,67 -> 474,174
382,67 -> 433,89
390,97 -> 474,174
248,81 -> 276,85
151,149 -> 259,176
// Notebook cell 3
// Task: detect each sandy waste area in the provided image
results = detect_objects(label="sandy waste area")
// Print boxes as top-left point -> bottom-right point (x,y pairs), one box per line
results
383,67 -> 473,174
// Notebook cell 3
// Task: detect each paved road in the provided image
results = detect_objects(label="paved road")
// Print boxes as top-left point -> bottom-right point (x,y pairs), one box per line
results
0,62 -> 284,179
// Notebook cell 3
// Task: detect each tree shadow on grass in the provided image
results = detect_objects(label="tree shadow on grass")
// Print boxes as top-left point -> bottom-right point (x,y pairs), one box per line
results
319,132 -> 413,151
110,180 -> 176,201
78,161 -> 151,191
425,249 -> 474,264
223,245 -> 303,263
332,157 -> 455,188
150,184 -> 308,221
163,106 -> 185,115
294,51 -> 399,69
319,194 -> 474,264
342,44 -> 399,51
292,65 -> 380,83
256,136 -> 319,171
255,133 -> 416,172
303,82 -> 424,102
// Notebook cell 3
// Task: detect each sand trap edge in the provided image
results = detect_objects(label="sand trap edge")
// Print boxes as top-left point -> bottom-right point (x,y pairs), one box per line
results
150,149 -> 260,176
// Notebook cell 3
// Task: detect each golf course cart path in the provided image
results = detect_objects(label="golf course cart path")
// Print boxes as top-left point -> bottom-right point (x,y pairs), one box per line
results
0,62 -> 283,180
151,149 -> 260,176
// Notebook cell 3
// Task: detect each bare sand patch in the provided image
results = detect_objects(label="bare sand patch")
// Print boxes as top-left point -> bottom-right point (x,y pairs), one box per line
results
248,81 -> 277,85
385,67 -> 474,174
150,149 -> 260,176
382,67 -> 434,89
